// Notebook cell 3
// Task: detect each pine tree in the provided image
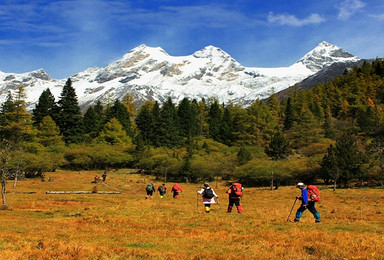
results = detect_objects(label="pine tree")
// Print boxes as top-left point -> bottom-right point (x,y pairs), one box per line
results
37,116 -> 64,147
32,88 -> 56,126
283,97 -> 295,130
265,130 -> 291,160
56,78 -> 84,144
221,106 -> 234,145
106,99 -> 133,137
0,86 -> 34,144
135,102 -> 155,144
237,146 -> 252,165
208,100 -> 222,142
95,118 -> 132,145
155,97 -> 181,147
334,133 -> 366,187
83,106 -> 98,139
178,98 -> 197,138
320,144 -> 339,189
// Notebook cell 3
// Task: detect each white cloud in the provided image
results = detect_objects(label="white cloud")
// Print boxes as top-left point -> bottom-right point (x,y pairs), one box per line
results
338,0 -> 366,20
267,12 -> 325,26
370,13 -> 384,21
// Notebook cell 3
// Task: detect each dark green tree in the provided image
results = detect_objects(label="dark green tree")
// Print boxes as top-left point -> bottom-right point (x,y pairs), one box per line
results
135,102 -> 155,144
221,106 -> 234,145
265,130 -> 291,160
106,99 -> 133,137
32,88 -> 56,126
155,98 -> 181,147
320,144 -> 339,190
83,106 -> 98,139
178,98 -> 197,138
56,78 -> 84,144
208,100 -> 222,142
283,97 -> 295,130
237,146 -> 252,166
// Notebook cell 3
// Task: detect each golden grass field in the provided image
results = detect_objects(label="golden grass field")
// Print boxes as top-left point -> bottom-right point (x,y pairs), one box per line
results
1,169 -> 383,259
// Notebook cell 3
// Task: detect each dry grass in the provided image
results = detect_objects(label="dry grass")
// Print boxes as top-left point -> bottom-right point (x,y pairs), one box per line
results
1,169 -> 383,259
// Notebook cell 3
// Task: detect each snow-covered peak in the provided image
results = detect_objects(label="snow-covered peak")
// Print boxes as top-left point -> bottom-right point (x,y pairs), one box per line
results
193,45 -> 234,60
297,41 -> 359,72
28,69 -> 50,80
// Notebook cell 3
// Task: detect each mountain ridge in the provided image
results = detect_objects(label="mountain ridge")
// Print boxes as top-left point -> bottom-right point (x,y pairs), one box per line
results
0,41 -> 360,111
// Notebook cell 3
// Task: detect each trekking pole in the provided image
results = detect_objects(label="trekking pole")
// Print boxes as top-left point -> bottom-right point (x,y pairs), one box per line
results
286,197 -> 298,222
196,193 -> 199,212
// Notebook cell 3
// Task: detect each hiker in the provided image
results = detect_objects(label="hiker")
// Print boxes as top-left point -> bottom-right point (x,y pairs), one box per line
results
158,183 -> 167,198
171,183 -> 183,198
145,183 -> 155,199
102,171 -> 107,181
197,183 -> 219,213
94,174 -> 102,183
226,182 -> 243,214
294,182 -> 321,223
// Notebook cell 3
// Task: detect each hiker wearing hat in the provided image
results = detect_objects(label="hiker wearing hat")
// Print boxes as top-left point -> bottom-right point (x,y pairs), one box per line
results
226,182 -> 243,214
197,183 -> 219,213
294,182 -> 321,223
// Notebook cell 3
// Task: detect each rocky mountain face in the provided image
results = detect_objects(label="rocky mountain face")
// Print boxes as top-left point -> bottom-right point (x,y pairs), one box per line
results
0,41 -> 360,111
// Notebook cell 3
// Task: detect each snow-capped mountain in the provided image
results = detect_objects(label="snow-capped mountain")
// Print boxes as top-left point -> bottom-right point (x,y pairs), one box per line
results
0,41 -> 359,111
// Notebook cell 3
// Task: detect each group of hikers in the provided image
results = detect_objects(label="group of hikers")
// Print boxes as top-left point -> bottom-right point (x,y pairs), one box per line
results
145,183 -> 183,199
144,181 -> 321,222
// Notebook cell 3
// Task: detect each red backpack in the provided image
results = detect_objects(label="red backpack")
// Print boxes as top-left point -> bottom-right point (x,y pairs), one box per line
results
228,183 -> 243,196
307,185 -> 320,202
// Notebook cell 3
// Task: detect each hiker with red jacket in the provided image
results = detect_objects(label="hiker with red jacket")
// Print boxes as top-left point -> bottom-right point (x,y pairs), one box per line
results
226,182 -> 243,214
294,182 -> 321,223
171,183 -> 183,198
197,183 -> 219,213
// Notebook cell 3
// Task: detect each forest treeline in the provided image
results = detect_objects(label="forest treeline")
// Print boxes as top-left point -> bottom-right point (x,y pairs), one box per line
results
1,59 -> 384,188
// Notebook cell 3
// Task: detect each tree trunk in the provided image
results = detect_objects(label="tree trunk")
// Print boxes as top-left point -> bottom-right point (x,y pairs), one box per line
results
13,175 -> 18,188
1,180 -> 7,210
333,179 -> 337,192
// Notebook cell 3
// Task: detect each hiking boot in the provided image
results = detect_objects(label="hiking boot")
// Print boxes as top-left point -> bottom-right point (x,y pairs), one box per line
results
294,218 -> 300,222
315,219 -> 321,223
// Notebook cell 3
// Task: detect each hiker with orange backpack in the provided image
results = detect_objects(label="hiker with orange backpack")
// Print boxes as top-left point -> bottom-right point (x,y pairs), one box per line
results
294,182 -> 321,223
226,182 -> 243,214
171,183 -> 183,198
197,183 -> 219,213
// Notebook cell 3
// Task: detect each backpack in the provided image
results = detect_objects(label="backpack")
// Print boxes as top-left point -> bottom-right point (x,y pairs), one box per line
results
230,183 -> 243,196
307,185 -> 320,202
203,188 -> 214,199
146,184 -> 153,192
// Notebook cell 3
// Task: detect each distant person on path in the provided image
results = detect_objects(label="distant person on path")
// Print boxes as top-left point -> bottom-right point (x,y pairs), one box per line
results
226,182 -> 243,214
158,183 -> 167,198
197,183 -> 219,213
102,171 -> 107,181
94,175 -> 102,183
294,182 -> 321,223
171,183 -> 183,198
145,183 -> 155,199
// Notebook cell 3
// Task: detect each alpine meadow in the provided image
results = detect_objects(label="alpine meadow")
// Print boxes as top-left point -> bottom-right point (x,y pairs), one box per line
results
1,57 -> 384,259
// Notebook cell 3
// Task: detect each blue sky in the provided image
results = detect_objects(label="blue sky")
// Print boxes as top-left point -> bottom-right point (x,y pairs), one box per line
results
0,0 -> 383,79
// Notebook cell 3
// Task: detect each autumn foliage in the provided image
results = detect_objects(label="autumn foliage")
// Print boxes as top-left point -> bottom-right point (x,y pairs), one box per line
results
0,170 -> 383,259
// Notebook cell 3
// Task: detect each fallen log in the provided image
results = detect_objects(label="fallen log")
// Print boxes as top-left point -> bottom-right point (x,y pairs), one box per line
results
46,191 -> 121,194
6,191 -> 36,194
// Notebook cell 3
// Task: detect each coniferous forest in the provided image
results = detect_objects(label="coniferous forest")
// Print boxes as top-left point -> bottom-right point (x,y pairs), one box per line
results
1,60 -> 384,190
